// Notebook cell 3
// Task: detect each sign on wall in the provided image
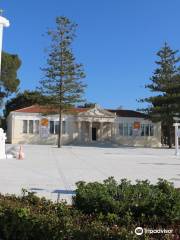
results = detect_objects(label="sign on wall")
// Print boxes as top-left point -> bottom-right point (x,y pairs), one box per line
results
133,122 -> 140,129
40,118 -> 49,127
40,118 -> 49,138
133,122 -> 140,136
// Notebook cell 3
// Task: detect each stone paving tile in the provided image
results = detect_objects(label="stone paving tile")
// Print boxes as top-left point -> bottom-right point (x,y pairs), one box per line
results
0,144 -> 179,203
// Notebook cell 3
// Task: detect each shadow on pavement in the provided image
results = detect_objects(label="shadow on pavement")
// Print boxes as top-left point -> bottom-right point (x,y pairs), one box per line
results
140,162 -> 180,166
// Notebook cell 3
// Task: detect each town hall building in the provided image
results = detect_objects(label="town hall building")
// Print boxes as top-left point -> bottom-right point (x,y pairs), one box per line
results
7,104 -> 161,147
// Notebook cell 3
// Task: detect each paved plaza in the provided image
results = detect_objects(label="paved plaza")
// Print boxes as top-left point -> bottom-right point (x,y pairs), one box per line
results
0,144 -> 180,203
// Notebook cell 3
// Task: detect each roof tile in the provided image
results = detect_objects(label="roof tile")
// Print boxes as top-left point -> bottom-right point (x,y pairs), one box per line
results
13,105 -> 146,118
14,105 -> 89,114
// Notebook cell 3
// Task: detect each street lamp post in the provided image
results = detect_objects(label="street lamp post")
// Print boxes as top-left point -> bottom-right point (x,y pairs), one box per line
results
0,11 -> 9,159
173,123 -> 180,156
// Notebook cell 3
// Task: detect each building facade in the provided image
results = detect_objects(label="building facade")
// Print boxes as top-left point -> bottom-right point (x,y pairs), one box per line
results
7,105 -> 161,147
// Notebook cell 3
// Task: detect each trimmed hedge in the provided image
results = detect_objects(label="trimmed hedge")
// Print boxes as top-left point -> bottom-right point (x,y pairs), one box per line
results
73,178 -> 180,226
0,179 -> 179,239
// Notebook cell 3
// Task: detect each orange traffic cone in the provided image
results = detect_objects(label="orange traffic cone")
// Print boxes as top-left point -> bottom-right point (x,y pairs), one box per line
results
17,145 -> 24,160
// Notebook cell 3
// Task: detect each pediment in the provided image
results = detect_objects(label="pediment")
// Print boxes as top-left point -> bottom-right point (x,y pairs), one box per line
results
78,105 -> 115,118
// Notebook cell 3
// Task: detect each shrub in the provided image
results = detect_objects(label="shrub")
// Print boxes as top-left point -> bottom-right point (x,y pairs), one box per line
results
73,177 -> 180,227
0,179 -> 179,239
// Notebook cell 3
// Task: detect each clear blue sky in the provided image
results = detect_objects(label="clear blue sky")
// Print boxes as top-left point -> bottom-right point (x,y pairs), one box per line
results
1,0 -> 180,110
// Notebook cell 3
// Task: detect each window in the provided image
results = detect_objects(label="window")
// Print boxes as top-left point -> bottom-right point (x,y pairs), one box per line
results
150,125 -> 154,136
22,120 -> 41,134
145,124 -> 149,136
141,124 -> 154,136
128,123 -> 133,136
50,121 -> 54,134
119,122 -> 154,137
123,123 -> 128,136
29,120 -> 34,134
49,121 -> 66,135
62,121 -> 66,134
141,124 -> 145,136
119,123 -> 133,136
119,123 -> 123,136
55,121 -> 59,135
34,120 -> 39,134
23,120 -> 28,133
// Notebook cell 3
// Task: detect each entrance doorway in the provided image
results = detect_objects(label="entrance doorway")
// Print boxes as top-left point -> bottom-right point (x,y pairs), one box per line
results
92,127 -> 97,141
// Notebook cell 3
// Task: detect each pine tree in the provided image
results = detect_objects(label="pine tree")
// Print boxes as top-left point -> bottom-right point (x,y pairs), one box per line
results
140,43 -> 180,148
39,17 -> 86,148
0,51 -> 21,104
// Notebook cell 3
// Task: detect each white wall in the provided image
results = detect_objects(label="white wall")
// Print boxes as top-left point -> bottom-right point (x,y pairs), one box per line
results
8,112 -> 78,145
7,112 -> 162,147
114,117 -> 161,147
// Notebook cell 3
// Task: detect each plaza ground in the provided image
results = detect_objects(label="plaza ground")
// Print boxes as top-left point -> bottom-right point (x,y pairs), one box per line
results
0,144 -> 180,203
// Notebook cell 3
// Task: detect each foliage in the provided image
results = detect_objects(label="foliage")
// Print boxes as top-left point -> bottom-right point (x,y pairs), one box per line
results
0,179 -> 179,239
0,51 -> 21,102
39,16 -> 86,147
78,102 -> 96,108
73,177 -> 180,227
3,90 -> 53,118
0,116 -> 6,130
139,43 -> 180,148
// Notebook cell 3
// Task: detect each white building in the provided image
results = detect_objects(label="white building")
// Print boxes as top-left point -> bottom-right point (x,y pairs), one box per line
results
7,104 -> 161,147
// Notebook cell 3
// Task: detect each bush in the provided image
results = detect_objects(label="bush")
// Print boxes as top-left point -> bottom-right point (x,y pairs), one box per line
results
0,179 -> 179,239
73,177 -> 180,228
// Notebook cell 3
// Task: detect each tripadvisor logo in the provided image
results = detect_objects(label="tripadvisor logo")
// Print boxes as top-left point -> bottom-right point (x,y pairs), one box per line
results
135,227 -> 143,235
135,227 -> 173,235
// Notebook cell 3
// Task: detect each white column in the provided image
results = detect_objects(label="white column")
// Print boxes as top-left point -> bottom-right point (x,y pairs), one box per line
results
27,120 -> 29,134
0,15 -> 9,159
114,122 -> 118,137
111,123 -> 114,139
89,122 -> 92,142
100,122 -> 103,141
173,123 -> 180,156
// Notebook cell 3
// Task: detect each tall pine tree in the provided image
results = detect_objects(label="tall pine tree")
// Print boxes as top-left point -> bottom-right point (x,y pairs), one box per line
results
0,51 -> 21,105
140,43 -> 180,148
39,17 -> 86,148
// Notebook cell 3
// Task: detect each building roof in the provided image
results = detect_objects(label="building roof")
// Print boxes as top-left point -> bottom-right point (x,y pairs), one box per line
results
13,105 -> 89,114
13,105 -> 146,118
108,109 -> 146,118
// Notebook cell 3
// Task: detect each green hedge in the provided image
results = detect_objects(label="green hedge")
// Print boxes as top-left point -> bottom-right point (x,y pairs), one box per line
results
73,178 -> 180,226
0,179 -> 179,239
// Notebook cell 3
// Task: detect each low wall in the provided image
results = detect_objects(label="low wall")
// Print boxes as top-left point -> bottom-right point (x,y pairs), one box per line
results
11,134 -> 76,145
115,136 -> 161,147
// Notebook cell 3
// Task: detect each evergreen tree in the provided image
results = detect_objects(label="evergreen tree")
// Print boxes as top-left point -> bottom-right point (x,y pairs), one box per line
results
39,17 -> 86,148
140,43 -> 180,148
3,90 -> 52,118
0,51 -> 21,103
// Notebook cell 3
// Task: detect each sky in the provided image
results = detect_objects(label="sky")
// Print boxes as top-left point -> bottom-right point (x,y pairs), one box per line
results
1,0 -> 180,110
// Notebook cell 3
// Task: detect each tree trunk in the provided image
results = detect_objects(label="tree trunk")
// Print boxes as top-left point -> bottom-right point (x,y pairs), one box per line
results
58,107 -> 62,148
